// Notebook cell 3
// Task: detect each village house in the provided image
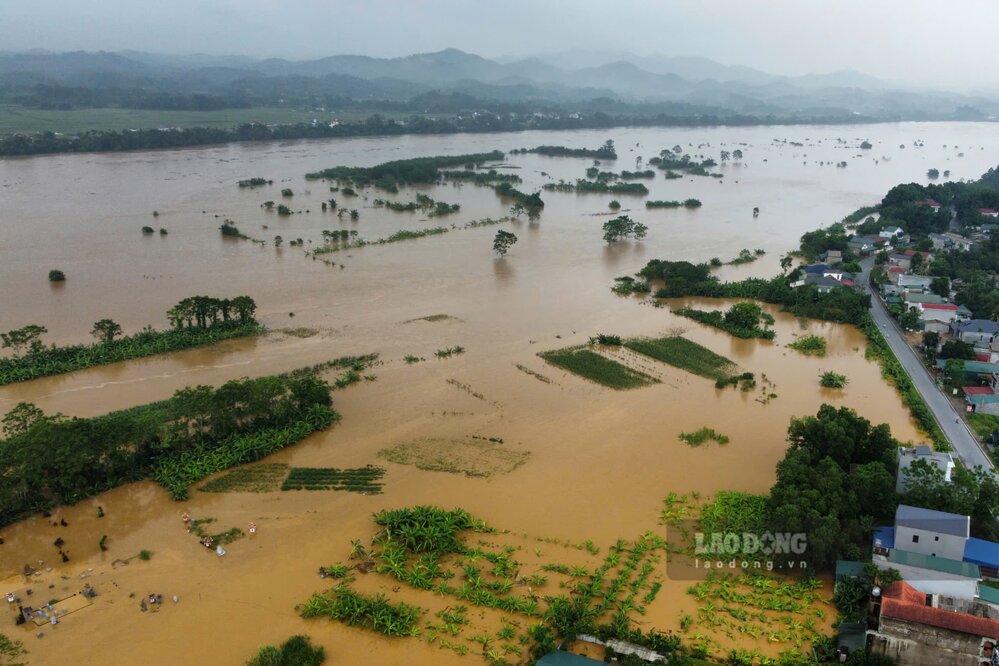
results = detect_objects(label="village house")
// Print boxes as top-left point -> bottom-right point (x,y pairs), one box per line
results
952,320 -> 999,346
791,263 -> 855,292
903,292 -> 947,310
944,232 -> 976,251
868,579 -> 999,665
919,303 -> 962,333
896,446 -> 955,493
980,208 -> 999,219
920,199 -> 943,212
822,249 -> 843,264
848,234 -> 888,256
890,250 -> 933,271
929,233 -> 951,251
881,273 -> 935,298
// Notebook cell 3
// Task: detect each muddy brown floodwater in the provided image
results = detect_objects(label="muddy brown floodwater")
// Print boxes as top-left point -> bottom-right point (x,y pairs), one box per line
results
1,123 -> 997,664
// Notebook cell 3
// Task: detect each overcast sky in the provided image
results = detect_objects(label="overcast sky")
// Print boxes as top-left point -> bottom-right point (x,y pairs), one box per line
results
4,0 -> 997,90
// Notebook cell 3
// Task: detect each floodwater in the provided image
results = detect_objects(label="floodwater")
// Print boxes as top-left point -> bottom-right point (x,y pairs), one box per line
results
0,123 -> 997,664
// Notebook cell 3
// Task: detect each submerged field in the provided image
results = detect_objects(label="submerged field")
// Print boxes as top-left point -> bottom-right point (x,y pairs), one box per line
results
1,122 -> 993,664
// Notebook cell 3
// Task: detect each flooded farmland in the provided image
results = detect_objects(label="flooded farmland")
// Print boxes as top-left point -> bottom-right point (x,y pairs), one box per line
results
1,122 -> 998,664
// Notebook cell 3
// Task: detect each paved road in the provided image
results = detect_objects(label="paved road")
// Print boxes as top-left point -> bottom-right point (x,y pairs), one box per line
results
858,259 -> 994,469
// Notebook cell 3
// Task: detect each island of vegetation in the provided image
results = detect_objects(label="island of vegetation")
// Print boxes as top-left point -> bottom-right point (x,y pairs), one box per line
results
0,359 -> 358,524
511,140 -> 617,159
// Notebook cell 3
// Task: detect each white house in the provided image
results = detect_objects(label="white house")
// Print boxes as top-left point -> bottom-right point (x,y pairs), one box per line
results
896,446 -> 955,493
894,504 -> 969,561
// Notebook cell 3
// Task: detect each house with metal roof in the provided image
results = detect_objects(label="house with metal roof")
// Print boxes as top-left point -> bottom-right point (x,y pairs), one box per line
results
896,446 -> 955,493
952,319 -> 999,345
874,505 -> 999,582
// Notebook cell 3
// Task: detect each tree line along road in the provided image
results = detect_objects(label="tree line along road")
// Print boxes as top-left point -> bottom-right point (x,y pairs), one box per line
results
858,258 -> 994,470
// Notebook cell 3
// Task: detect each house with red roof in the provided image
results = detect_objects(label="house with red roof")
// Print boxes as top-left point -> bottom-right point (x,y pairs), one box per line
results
920,199 -> 942,211
869,579 -> 999,664
980,208 -> 999,218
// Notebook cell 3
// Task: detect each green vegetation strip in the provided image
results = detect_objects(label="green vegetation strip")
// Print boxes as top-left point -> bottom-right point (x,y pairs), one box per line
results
301,585 -> 423,637
539,346 -> 658,389
860,314 -> 947,449
623,336 -> 735,382
200,463 -> 290,493
153,408 -> 338,500
282,465 -> 385,493
0,363 -> 353,524
678,428 -> 729,447
1,316 -> 260,385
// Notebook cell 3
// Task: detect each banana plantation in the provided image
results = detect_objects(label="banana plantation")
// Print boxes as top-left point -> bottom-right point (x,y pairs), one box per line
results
0,372 -> 336,525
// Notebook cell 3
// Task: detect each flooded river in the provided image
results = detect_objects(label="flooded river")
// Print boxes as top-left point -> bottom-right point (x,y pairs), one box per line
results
1,123 -> 997,664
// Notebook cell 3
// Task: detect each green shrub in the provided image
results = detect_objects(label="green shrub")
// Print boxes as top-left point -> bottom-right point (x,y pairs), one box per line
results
247,635 -> 325,666
48,269 -> 66,282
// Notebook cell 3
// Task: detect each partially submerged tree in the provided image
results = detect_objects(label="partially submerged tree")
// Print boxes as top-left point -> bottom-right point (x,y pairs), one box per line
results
493,230 -> 518,257
1,325 -> 47,357
90,319 -> 123,345
602,215 -> 648,244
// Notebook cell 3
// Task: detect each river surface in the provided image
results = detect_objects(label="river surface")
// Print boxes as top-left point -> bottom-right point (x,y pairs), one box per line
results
0,123 -> 997,664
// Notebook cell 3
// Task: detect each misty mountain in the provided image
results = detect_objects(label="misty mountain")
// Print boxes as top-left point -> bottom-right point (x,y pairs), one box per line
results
0,47 -> 994,120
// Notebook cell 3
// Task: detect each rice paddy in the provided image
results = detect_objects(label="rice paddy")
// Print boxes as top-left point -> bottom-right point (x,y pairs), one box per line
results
200,463 -> 290,493
623,336 -> 737,383
539,345 -> 658,389
378,437 -> 529,477
281,466 -> 385,493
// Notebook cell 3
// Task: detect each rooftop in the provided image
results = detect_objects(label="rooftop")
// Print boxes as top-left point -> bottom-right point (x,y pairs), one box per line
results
967,393 -> 999,406
963,386 -> 995,396
964,537 -> 999,569
881,580 -> 999,637
922,303 -> 958,311
934,360 -> 999,374
896,504 -> 970,538
954,319 -> 999,335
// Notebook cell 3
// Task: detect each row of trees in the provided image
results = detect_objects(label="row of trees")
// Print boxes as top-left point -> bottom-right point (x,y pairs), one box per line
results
166,295 -> 257,331
0,296 -> 260,385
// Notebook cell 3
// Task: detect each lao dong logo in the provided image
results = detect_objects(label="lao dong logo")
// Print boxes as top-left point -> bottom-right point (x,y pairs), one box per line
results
693,532 -> 808,572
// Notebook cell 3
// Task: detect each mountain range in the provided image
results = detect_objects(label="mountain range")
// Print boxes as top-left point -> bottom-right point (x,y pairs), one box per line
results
0,47 -> 995,120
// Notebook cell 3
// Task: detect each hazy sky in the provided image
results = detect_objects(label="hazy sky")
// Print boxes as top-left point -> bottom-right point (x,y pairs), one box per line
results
4,0 -> 997,90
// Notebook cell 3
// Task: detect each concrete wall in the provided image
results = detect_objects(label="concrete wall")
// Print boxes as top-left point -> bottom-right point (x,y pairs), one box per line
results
870,617 -> 993,665
896,525 -> 967,560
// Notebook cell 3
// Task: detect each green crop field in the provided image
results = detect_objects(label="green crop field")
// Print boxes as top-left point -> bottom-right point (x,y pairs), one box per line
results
539,346 -> 658,389
624,336 -> 736,382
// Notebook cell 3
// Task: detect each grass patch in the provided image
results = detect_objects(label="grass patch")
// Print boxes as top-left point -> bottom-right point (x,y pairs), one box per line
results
403,313 -> 459,324
623,336 -> 736,382
820,371 -> 848,388
189,517 -> 244,546
281,327 -> 319,338
969,413 -> 999,439
378,437 -> 529,477
788,335 -> 827,357
199,463 -> 290,493
539,346 -> 658,389
281,466 -> 385,493
678,428 -> 730,447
